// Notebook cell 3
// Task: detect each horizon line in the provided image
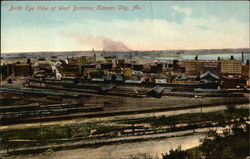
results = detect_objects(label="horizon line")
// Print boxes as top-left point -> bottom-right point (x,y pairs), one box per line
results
2,47 -> 249,54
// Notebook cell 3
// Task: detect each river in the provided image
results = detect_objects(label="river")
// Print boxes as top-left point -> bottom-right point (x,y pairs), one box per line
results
151,53 -> 250,63
12,134 -> 204,159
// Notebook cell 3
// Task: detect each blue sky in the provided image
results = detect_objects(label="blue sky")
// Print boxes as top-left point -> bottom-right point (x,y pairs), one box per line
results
1,1 -> 249,53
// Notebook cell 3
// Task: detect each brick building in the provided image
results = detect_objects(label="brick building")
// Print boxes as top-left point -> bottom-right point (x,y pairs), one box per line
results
180,60 -> 220,76
220,60 -> 242,75
14,63 -> 32,76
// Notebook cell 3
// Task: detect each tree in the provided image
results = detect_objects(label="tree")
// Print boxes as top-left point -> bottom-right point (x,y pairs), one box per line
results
199,123 -> 248,159
162,146 -> 187,159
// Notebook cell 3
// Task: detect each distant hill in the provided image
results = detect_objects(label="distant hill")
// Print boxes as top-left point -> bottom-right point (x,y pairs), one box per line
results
179,48 -> 250,54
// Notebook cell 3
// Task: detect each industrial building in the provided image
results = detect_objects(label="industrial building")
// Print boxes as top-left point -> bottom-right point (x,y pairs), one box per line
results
179,60 -> 220,76
220,59 -> 242,75
14,63 -> 32,76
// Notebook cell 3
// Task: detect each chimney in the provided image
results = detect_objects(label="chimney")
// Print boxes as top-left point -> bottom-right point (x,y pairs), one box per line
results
27,58 -> 31,64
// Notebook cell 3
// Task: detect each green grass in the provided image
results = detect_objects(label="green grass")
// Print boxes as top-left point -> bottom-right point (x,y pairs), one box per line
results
0,122 -> 129,149
116,108 -> 249,127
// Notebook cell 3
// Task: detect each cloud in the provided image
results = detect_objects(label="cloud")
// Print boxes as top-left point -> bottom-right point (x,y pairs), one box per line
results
172,5 -> 192,16
63,17 -> 247,51
1,16 -> 249,52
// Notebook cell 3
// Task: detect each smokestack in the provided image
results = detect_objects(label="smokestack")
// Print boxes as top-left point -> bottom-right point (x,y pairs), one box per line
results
195,55 -> 198,61
92,48 -> 96,57
242,52 -> 244,64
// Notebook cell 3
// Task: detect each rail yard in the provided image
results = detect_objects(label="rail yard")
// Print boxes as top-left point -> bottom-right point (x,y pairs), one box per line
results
1,76 -> 249,126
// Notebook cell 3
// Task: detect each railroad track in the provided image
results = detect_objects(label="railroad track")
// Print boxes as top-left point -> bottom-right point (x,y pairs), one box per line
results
0,104 -> 103,125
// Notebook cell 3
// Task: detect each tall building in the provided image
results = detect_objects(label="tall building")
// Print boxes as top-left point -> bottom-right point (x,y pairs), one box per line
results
220,60 -> 242,75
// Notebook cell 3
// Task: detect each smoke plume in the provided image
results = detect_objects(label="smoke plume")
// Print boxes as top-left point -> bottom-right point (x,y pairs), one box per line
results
102,38 -> 131,52
60,32 -> 131,51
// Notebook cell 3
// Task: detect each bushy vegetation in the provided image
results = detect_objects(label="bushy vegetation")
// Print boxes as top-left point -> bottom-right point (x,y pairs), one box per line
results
162,146 -> 188,159
162,122 -> 249,159
199,124 -> 249,159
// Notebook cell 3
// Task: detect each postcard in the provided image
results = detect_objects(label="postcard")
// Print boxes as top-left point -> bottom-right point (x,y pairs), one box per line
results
1,1 -> 249,159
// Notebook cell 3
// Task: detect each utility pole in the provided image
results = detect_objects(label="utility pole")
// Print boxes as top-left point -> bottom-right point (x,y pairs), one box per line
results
195,95 -> 202,113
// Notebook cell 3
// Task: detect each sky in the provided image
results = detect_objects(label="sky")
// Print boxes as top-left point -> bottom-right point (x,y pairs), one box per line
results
1,1 -> 249,53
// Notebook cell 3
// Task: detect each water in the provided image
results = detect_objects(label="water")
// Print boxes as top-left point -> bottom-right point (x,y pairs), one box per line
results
154,53 -> 250,63
182,53 -> 250,63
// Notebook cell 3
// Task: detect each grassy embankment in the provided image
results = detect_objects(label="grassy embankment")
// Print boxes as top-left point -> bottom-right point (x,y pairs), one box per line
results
0,108 -> 248,151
